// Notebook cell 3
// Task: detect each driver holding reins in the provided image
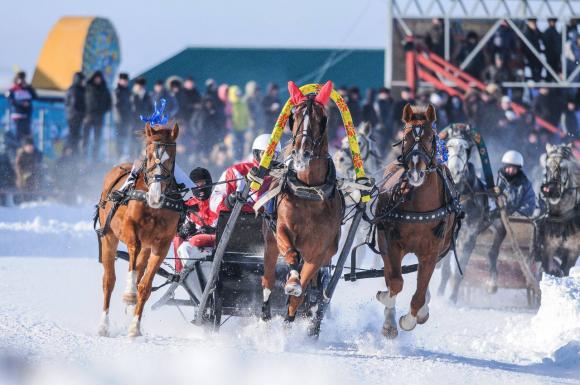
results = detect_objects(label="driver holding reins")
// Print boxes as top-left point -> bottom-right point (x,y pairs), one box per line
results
487,150 -> 536,293
173,167 -> 217,272
210,134 -> 281,214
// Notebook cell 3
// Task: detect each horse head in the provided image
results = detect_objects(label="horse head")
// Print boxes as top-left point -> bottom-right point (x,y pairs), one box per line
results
143,122 -> 179,208
287,81 -> 332,172
445,127 -> 473,186
542,143 -> 578,205
400,103 -> 437,187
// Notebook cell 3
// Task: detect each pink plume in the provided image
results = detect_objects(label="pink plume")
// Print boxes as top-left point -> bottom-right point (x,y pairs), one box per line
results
315,80 -> 333,106
288,81 -> 307,105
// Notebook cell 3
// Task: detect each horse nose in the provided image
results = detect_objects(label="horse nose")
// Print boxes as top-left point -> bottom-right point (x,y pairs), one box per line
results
419,170 -> 425,178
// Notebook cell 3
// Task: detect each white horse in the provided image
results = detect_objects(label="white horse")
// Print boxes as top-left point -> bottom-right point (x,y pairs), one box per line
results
537,143 -> 580,276
333,122 -> 383,268
437,130 -> 492,302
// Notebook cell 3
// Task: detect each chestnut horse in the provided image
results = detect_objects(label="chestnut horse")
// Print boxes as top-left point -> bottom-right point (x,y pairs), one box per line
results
261,81 -> 343,327
375,104 -> 461,338
96,122 -> 180,337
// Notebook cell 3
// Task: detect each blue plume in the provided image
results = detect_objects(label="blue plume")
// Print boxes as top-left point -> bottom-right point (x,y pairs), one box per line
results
140,98 -> 168,127
436,135 -> 448,164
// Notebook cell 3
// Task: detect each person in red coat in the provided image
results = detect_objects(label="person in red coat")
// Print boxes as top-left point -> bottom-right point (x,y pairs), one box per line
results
173,167 -> 217,272
209,134 -> 281,215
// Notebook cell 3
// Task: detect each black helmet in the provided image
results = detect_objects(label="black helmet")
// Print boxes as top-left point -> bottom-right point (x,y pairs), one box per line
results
190,167 -> 212,200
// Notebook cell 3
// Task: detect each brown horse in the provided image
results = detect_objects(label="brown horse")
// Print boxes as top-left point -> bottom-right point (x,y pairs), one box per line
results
261,81 -> 343,326
96,122 -> 180,337
375,103 -> 460,338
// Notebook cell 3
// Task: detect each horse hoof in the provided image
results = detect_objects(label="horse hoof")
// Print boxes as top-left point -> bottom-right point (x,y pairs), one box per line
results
399,314 -> 417,331
122,292 -> 137,305
97,326 -> 109,337
261,303 -> 271,322
417,312 -> 430,325
127,317 -> 141,338
307,320 -> 321,338
382,325 -> 398,339
284,281 -> 302,297
97,312 -> 109,337
486,280 -> 498,294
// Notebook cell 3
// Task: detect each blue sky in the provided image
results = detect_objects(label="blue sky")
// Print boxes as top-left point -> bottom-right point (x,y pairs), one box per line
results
0,0 -> 387,87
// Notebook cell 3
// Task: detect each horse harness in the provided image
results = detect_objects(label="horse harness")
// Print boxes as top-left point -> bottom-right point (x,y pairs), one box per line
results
94,140 -> 184,239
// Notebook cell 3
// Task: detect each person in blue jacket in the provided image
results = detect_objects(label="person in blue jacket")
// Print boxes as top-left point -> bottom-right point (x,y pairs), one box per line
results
486,150 -> 536,293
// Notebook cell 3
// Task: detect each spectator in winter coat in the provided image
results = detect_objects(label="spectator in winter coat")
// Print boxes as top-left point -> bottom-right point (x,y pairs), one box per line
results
168,79 -> 182,121
523,19 -> 544,82
361,88 -> 378,128
181,77 -> 202,133
392,87 -> 415,132
533,87 -> 563,127
113,73 -> 132,157
130,78 -> 152,157
64,72 -> 85,155
6,71 -> 37,143
544,18 -> 562,74
0,150 -> 16,206
261,83 -> 281,134
15,136 -> 42,201
347,87 -> 362,127
195,96 -> 221,156
375,87 -> 394,147
425,18 -> 445,57
482,55 -> 514,88
486,150 -> 536,293
229,86 -> 251,161
244,81 -> 263,133
455,31 -> 486,79
83,71 -> 111,160
489,20 -> 517,64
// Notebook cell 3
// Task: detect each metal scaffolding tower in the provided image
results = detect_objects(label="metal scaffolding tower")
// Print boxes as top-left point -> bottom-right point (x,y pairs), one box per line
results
385,0 -> 580,88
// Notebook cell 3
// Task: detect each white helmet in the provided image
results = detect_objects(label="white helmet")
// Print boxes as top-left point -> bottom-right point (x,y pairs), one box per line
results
252,134 -> 281,159
501,150 -> 524,167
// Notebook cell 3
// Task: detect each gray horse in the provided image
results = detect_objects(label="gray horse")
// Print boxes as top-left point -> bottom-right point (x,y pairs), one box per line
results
333,122 -> 382,268
437,132 -> 493,302
537,143 -> 580,276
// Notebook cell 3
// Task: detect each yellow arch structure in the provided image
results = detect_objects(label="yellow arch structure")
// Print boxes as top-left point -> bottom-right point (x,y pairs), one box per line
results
32,16 -> 120,91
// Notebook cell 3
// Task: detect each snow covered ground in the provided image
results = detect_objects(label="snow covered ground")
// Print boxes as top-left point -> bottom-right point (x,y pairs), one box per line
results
0,203 -> 578,385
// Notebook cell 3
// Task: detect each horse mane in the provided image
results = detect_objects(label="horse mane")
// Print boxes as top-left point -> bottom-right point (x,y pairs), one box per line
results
547,144 -> 580,187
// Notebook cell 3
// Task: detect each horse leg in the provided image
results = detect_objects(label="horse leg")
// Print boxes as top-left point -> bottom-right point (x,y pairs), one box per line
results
122,227 -> 141,306
376,233 -> 404,339
261,228 -> 278,321
135,248 -> 150,283
486,219 -> 505,294
437,254 -> 451,296
128,242 -> 170,338
400,256 -> 436,331
98,234 -> 119,337
277,226 -> 302,297
286,261 -> 319,322
450,231 -> 476,303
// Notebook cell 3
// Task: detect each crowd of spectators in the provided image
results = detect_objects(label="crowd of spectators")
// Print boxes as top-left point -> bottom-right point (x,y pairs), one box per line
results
2,18 -> 580,205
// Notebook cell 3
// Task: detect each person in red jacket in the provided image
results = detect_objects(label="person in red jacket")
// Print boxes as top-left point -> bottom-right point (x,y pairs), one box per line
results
173,167 -> 217,272
209,134 -> 281,214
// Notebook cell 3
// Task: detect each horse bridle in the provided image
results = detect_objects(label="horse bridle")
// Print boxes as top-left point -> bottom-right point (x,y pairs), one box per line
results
290,97 -> 328,158
542,154 -> 571,198
398,122 -> 437,171
447,136 -> 473,179
143,140 -> 177,188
